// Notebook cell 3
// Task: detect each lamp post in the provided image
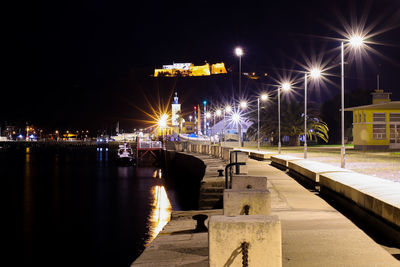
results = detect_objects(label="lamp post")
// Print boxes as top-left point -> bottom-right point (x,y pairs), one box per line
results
215,109 -> 222,143
304,68 -> 322,159
238,100 -> 247,147
224,105 -> 232,147
258,94 -> 268,150
278,83 -> 291,154
340,35 -> 364,168
235,47 -> 244,147
203,100 -> 207,136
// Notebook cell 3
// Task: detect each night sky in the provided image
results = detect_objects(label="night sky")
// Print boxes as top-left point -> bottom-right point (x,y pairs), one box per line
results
3,0 -> 400,132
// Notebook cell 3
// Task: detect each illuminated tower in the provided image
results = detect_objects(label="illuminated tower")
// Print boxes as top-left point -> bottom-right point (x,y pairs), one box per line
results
171,92 -> 181,128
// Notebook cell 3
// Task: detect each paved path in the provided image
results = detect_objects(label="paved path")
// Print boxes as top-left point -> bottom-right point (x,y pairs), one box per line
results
132,154 -> 400,266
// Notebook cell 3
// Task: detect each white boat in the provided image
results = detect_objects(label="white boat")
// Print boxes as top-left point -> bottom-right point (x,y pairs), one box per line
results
116,143 -> 135,165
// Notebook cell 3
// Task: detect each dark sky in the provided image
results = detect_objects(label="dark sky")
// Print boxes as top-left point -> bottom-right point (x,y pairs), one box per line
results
3,0 -> 400,131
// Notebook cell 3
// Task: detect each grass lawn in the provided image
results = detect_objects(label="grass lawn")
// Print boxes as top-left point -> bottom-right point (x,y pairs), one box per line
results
242,144 -> 400,182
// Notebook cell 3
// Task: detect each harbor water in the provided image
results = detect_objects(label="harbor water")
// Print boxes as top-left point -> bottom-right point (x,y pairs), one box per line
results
2,146 -> 181,267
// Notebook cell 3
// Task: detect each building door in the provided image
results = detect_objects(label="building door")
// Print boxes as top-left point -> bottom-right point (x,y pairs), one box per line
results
389,113 -> 400,149
389,124 -> 400,149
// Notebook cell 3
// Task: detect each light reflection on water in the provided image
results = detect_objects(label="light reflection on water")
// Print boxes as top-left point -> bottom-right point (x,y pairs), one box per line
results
146,169 -> 172,245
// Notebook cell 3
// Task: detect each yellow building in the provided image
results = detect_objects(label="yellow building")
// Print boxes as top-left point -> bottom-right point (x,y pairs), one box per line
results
345,89 -> 400,150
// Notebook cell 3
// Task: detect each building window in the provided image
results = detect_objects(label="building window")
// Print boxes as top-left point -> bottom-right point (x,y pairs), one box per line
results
363,113 -> 366,122
390,113 -> 400,122
359,114 -> 362,123
372,113 -> 386,140
354,113 -> 357,123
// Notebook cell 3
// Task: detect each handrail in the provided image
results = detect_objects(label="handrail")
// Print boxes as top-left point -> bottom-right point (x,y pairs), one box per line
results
225,162 -> 245,189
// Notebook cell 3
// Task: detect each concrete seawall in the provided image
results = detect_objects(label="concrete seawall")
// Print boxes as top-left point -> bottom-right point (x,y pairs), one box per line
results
133,149 -> 400,266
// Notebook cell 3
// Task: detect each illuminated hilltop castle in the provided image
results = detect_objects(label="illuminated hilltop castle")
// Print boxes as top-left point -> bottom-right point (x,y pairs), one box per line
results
154,62 -> 227,77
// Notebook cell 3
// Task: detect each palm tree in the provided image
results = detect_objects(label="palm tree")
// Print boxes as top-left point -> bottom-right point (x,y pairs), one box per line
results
247,98 -> 329,146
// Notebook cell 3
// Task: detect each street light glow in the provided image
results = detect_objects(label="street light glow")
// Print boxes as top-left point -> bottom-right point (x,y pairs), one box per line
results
240,101 -> 247,109
235,47 -> 243,57
225,106 -> 232,113
158,114 -> 168,128
232,113 -> 240,123
281,82 -> 291,91
349,35 -> 364,48
261,94 -> 268,101
215,109 -> 222,116
206,112 -> 211,119
310,68 -> 322,79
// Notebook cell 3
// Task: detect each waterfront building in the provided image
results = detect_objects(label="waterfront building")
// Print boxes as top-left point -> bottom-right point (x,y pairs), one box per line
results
345,89 -> 400,150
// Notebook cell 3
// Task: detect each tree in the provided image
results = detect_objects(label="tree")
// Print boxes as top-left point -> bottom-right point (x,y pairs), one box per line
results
247,98 -> 329,146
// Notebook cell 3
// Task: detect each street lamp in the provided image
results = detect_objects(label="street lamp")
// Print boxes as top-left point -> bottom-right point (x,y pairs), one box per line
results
304,68 -> 322,159
223,105 -> 232,146
278,82 -> 292,154
235,47 -> 244,147
258,93 -> 268,150
340,35 -> 364,168
237,100 -> 248,147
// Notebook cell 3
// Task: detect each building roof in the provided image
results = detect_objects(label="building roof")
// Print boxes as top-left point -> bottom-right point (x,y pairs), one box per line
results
344,101 -> 400,111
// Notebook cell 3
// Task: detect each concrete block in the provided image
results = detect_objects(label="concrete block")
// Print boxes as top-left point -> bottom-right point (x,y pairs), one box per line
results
222,147 -> 233,161
249,151 -> 275,160
224,189 -> 271,216
320,172 -> 400,228
271,155 -> 301,167
288,159 -> 350,183
232,175 -> 268,190
209,215 -> 282,267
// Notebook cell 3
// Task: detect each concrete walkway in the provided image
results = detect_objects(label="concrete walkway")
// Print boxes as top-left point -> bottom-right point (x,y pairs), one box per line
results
132,155 -> 400,266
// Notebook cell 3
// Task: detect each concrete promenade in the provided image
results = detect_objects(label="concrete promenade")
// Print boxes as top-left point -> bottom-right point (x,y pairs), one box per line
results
132,153 -> 400,266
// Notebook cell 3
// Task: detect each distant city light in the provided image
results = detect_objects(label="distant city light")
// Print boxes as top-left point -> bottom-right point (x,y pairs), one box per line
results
206,112 -> 211,119
240,101 -> 248,109
215,109 -> 222,116
225,106 -> 232,113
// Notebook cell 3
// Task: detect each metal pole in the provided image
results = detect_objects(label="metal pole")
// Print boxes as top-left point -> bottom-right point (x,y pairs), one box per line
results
304,73 -> 308,159
257,97 -> 260,150
204,103 -> 207,136
238,55 -> 242,147
238,104 -> 241,148
341,42 -> 346,168
223,110 -> 226,147
278,87 -> 281,154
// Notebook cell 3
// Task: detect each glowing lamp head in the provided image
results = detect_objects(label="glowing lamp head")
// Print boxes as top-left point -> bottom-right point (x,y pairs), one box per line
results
203,100 -> 207,106
232,113 -> 240,123
240,101 -> 247,109
349,35 -> 364,48
215,109 -> 222,116
310,68 -> 321,79
225,106 -> 232,113
281,82 -> 291,92
206,112 -> 211,119
235,47 -> 243,57
260,94 -> 268,101
158,114 -> 168,128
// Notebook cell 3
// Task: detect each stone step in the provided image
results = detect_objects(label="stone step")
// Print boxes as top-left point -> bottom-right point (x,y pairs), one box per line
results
200,187 -> 225,193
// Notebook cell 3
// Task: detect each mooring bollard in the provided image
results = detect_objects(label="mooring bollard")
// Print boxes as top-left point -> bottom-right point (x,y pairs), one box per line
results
192,214 -> 208,233
223,189 -> 271,216
209,215 -> 282,267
